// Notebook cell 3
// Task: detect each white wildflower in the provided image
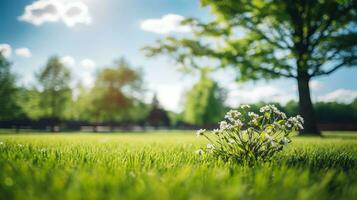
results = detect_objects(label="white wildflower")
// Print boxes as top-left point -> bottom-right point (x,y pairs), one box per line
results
271,105 -> 279,113
270,141 -> 277,147
296,115 -> 304,123
195,104 -> 298,163
298,124 -> 304,130
280,112 -> 287,119
248,112 -> 259,119
213,129 -> 220,135
196,129 -> 206,137
225,110 -> 241,121
240,104 -> 250,109
219,121 -> 229,130
260,105 -> 271,113
281,137 -> 289,146
233,119 -> 244,127
260,104 -> 280,114
287,116 -> 304,130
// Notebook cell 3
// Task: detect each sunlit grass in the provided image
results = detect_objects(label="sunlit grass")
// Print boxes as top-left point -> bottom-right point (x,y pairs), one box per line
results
0,131 -> 356,200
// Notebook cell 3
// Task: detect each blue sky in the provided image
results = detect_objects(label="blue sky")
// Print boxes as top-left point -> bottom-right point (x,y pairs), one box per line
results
1,0 -> 356,111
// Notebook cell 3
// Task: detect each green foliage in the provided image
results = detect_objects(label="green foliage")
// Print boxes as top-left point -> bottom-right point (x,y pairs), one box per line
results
147,95 -> 171,127
16,87 -> 44,120
0,132 -> 356,200
67,84 -> 93,121
144,0 -> 357,80
183,70 -> 226,125
0,53 -> 22,120
168,111 -> 183,126
36,56 -> 72,120
143,0 -> 357,134
197,105 -> 303,164
284,100 -> 299,116
315,101 -> 357,123
90,58 -> 145,123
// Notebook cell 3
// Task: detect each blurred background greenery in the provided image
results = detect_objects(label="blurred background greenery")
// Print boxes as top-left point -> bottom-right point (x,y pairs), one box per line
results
1,51 -> 357,133
0,0 -> 356,134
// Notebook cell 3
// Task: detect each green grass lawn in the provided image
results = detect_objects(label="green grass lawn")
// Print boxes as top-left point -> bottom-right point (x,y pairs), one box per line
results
0,131 -> 356,200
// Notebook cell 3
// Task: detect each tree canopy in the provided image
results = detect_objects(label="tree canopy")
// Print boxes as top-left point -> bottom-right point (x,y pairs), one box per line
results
90,58 -> 144,124
37,56 -> 72,130
143,0 -> 357,134
183,69 -> 226,125
0,53 -> 22,120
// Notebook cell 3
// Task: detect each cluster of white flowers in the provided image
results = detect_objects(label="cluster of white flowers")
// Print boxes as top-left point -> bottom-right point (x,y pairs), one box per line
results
225,110 -> 241,121
240,104 -> 250,109
195,104 -> 304,164
286,115 -> 304,130
248,112 -> 259,119
281,137 -> 290,145
219,121 -> 230,130
260,104 -> 287,119
206,143 -> 214,149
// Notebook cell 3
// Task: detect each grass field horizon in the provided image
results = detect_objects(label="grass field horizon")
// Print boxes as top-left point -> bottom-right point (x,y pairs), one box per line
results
1,131 -> 356,200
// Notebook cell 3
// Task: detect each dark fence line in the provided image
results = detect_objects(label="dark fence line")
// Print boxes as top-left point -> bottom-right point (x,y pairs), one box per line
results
0,119 -> 357,132
317,123 -> 357,131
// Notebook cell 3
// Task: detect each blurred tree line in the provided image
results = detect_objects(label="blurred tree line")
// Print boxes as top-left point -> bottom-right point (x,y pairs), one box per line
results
1,52 -> 357,131
0,53 -> 153,131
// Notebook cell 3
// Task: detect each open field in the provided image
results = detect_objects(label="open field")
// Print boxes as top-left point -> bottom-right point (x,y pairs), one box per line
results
0,131 -> 357,200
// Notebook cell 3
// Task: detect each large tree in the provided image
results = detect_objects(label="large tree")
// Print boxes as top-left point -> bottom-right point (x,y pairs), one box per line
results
37,56 -> 72,131
90,58 -> 144,130
147,94 -> 170,128
0,52 -> 22,121
143,0 -> 357,135
183,69 -> 226,126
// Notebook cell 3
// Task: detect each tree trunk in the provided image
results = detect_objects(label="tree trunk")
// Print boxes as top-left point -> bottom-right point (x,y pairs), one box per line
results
297,75 -> 321,135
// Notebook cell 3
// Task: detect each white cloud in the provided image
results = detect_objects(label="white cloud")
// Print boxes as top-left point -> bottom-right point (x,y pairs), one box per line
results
140,14 -> 192,34
18,0 -> 91,27
15,48 -> 32,58
0,44 -> 12,58
80,73 -> 95,87
60,55 -> 76,67
309,80 -> 323,90
59,56 -> 96,87
80,58 -> 96,70
292,80 -> 323,91
61,1 -> 91,27
227,84 -> 296,107
147,84 -> 185,112
318,89 -> 357,103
